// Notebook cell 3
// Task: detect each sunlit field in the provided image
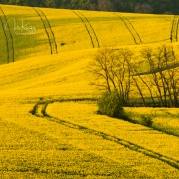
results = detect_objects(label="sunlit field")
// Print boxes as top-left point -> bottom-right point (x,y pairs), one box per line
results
0,4 -> 177,64
124,107 -> 179,135
0,4 -> 179,178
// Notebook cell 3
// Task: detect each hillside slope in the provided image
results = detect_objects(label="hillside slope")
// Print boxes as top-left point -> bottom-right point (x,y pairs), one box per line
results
0,4 -> 177,64
0,48 -> 179,178
0,49 -> 97,98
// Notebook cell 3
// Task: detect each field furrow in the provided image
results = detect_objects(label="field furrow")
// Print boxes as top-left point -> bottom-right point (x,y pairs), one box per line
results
78,11 -> 100,48
114,13 -> 142,44
125,13 -> 171,44
170,15 -> 179,42
72,10 -> 97,48
32,8 -> 58,54
46,101 -> 179,166
0,15 -> 8,64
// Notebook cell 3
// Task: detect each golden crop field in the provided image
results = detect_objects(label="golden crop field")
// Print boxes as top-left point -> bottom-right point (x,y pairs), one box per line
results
0,4 -> 179,178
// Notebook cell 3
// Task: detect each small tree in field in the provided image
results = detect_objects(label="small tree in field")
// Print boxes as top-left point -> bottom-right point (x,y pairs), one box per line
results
97,0 -> 115,11
134,3 -> 153,14
88,48 -> 133,106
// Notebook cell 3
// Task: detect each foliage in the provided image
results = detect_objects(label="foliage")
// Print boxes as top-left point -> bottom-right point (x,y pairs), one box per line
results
97,90 -> 124,118
134,3 -> 153,14
97,0 -> 115,11
140,115 -> 153,127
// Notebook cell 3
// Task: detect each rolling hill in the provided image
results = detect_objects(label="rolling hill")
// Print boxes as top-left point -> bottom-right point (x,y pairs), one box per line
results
0,4 -> 179,178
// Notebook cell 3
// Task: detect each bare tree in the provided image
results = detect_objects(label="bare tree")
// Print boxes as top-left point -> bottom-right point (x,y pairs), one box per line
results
130,61 -> 147,107
89,48 -> 133,105
97,0 -> 115,12
113,49 -> 133,105
89,3 -> 98,11
88,48 -> 115,93
139,44 -> 179,107
135,3 -> 153,14
89,45 -> 179,107
164,11 -> 173,15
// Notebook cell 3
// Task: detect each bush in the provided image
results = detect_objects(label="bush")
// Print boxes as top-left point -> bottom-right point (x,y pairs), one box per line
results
97,91 -> 124,118
140,115 -> 153,127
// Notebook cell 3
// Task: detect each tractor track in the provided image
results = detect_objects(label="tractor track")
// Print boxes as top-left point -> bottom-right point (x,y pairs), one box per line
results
72,10 -> 100,48
170,15 -> 179,42
176,19 -> 179,41
0,6 -> 14,63
146,38 -> 170,44
114,13 -> 142,45
78,12 -> 100,48
31,99 -> 179,171
0,16 -> 8,62
32,8 -> 58,54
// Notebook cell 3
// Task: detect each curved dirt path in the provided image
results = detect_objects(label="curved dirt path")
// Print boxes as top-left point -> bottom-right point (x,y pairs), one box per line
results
32,99 -> 179,171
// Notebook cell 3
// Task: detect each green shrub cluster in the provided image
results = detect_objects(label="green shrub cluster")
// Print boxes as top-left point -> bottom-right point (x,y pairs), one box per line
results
97,91 -> 124,118
140,115 -> 154,127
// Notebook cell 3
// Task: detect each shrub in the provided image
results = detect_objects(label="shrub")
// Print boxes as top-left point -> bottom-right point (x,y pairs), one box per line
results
97,90 -> 124,118
140,115 -> 153,127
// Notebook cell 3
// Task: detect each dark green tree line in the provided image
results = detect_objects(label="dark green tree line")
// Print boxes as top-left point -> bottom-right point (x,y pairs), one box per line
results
0,0 -> 179,14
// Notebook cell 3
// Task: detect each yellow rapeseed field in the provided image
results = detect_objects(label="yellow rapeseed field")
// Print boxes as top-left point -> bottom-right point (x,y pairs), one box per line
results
0,4 -> 179,178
